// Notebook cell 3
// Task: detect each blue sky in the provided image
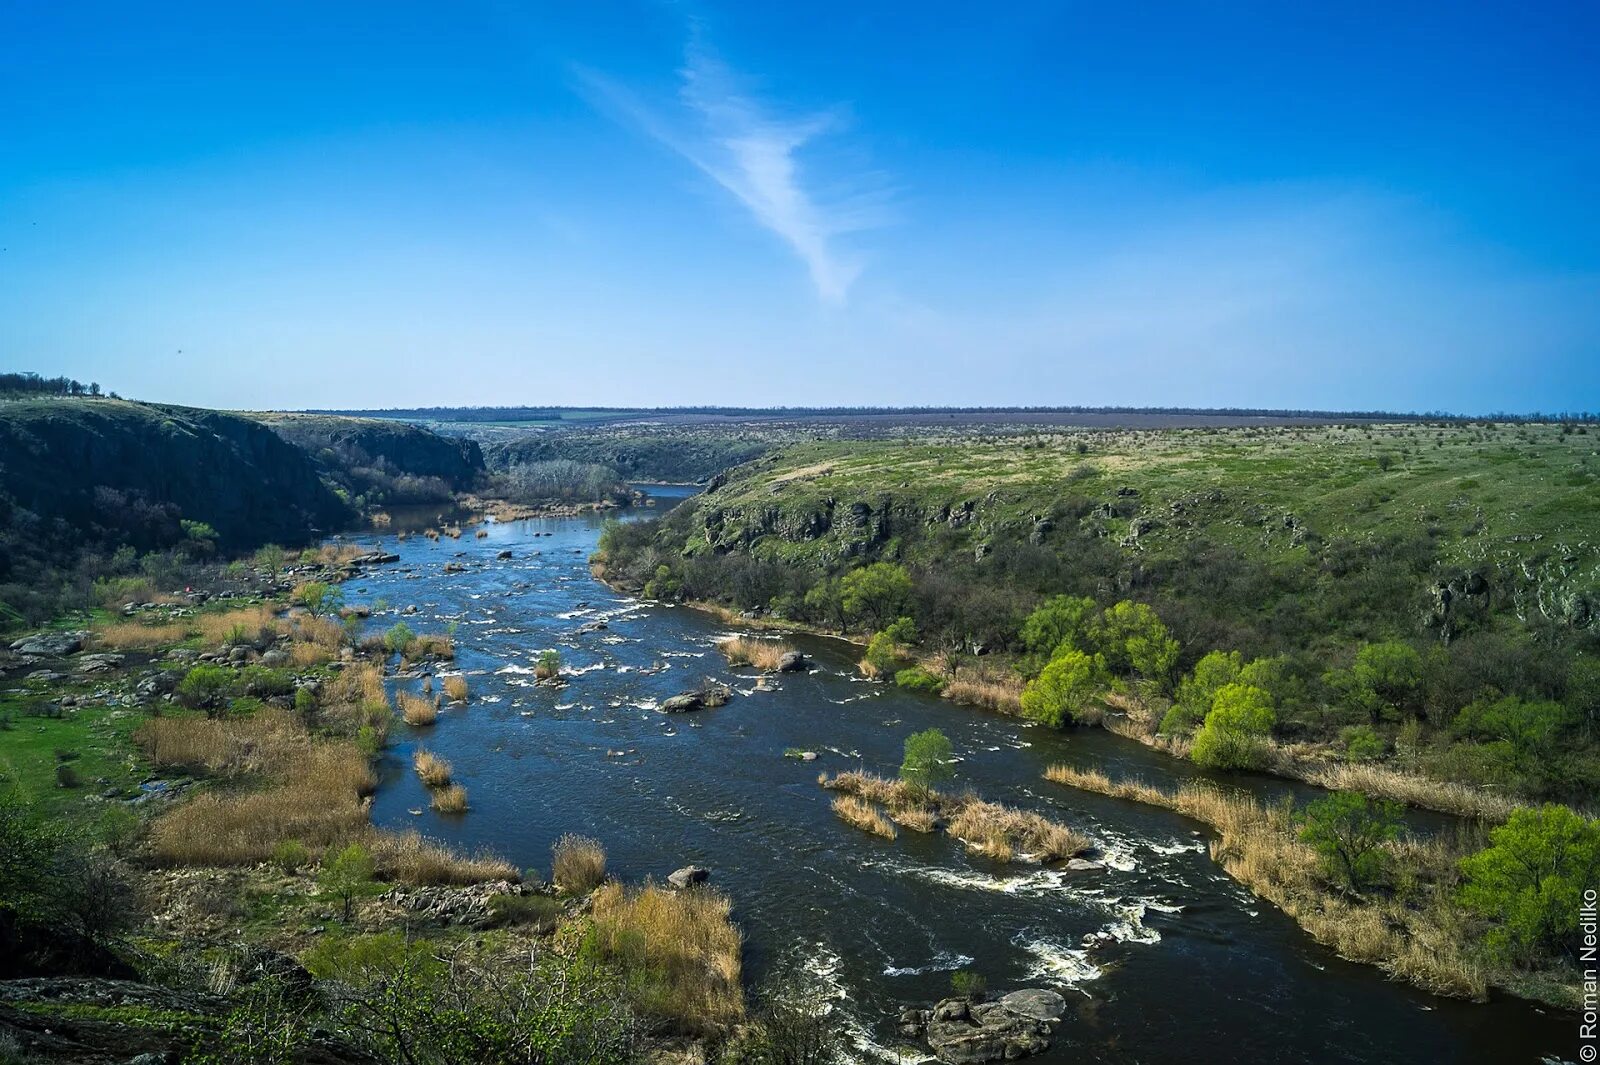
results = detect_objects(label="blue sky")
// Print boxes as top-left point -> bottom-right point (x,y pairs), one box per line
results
1,1 -> 1596,412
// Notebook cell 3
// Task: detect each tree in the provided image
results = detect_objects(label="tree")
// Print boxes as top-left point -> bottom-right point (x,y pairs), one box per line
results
1019,595 -> 1097,659
1020,650 -> 1105,727
1348,641 -> 1423,723
1458,804 -> 1600,960
900,728 -> 954,799
1191,683 -> 1275,770
1297,791 -> 1402,892
860,631 -> 904,679
1092,600 -> 1179,693
320,843 -> 376,922
1162,650 -> 1242,734
1453,696 -> 1572,775
294,581 -> 342,618
839,563 -> 912,632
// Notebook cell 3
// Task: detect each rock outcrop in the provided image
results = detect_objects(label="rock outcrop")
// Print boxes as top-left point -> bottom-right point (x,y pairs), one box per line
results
899,990 -> 1067,1064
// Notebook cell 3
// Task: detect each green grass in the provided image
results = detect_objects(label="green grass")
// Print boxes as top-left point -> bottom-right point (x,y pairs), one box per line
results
0,688 -> 151,815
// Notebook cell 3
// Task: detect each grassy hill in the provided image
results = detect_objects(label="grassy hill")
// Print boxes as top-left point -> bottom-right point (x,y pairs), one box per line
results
250,412 -> 484,506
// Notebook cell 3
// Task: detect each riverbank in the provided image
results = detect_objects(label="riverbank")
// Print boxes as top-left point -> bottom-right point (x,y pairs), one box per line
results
1041,764 -> 1582,1010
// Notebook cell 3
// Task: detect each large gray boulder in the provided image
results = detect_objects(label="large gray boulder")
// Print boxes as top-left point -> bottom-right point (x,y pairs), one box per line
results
902,991 -> 1064,1064
667,865 -> 710,890
9,631 -> 87,657
776,650 -> 809,673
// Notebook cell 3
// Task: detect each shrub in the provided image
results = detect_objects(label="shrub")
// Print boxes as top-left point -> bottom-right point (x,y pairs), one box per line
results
1020,649 -> 1105,727
900,728 -> 954,799
894,666 -> 946,695
1458,804 -> 1600,961
429,785 -> 469,814
293,581 -> 342,618
950,970 -> 987,1001
736,967 -> 846,1065
486,893 -> 565,932
534,649 -> 562,680
54,763 -> 81,788
1297,791 -> 1402,892
441,674 -> 469,702
272,839 -> 310,875
383,622 -> 417,656
717,636 -> 794,671
859,631 -> 904,679
552,834 -> 607,894
175,665 -> 234,714
239,666 -> 294,699
1341,725 -> 1385,762
320,843 -> 376,922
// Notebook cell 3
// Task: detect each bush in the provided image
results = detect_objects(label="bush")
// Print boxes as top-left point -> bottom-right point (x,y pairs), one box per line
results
54,763 -> 81,788
383,622 -> 416,656
320,843 -> 376,922
535,649 -> 562,680
272,839 -> 310,875
894,666 -> 946,695
1191,683 -> 1276,770
1341,725 -> 1385,762
1458,804 -> 1600,961
176,665 -> 234,713
552,834 -> 607,894
239,666 -> 294,699
859,631 -> 904,679
950,969 -> 987,1000
486,893 -> 565,932
1297,791 -> 1401,892
293,581 -> 342,618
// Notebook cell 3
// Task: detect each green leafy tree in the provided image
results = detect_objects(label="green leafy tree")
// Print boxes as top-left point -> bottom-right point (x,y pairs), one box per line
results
320,843 -> 376,922
294,581 -> 342,618
1019,595 -> 1098,659
1297,791 -> 1402,892
861,631 -> 904,679
1453,696 -> 1572,775
839,563 -> 912,632
1092,600 -> 1179,693
1162,650 -> 1242,733
900,728 -> 954,799
1191,683 -> 1275,770
1345,641 -> 1423,724
1020,650 -> 1105,727
383,622 -> 416,655
1458,804 -> 1600,960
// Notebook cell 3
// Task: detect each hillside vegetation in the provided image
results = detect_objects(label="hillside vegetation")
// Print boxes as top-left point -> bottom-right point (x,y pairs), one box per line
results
598,423 -> 1600,799
250,412 -> 484,507
483,426 -> 774,484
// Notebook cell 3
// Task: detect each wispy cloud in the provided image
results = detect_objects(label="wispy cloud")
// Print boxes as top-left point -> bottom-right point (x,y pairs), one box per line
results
577,38 -> 885,304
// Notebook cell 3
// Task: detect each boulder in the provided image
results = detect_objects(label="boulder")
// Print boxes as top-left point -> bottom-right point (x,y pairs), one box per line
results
1064,858 -> 1105,872
9,631 -> 88,658
904,992 -> 1063,1064
776,650 -> 809,673
497,549 -> 514,560
659,693 -> 702,713
667,865 -> 710,890
76,653 -> 126,674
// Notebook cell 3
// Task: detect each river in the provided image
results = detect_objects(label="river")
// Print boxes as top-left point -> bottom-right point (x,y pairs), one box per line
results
336,488 -> 1571,1064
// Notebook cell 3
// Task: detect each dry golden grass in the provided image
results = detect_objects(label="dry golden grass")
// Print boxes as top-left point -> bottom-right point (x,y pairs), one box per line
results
946,799 -> 1090,862
399,692 -> 439,727
475,528 -> 488,539
441,674 -> 469,702
412,748 -> 453,788
368,829 -> 518,885
139,709 -> 308,776
819,769 -> 921,809
430,784 -> 469,814
588,881 -> 743,1035
314,544 -> 368,566
715,635 -> 794,671
198,605 -> 282,648
1041,762 -> 1487,999
92,620 -> 194,651
1300,762 -> 1519,823
941,670 -> 1023,713
890,806 -> 940,833
551,834 -> 607,894
406,634 -> 455,662
831,795 -> 897,839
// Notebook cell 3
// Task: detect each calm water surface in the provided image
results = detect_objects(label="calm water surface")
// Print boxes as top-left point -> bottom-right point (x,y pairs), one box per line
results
333,489 -> 1572,1064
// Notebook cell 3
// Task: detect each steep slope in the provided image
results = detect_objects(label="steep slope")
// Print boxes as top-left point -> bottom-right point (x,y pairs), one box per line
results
251,413 -> 484,503
0,399 -> 353,554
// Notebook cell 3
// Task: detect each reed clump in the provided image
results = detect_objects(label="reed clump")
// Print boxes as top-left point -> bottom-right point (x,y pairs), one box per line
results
399,692 -> 439,727
831,794 -> 897,839
368,829 -> 518,885
441,674 -> 469,702
587,880 -> 744,1035
946,799 -> 1090,862
412,748 -> 453,787
1041,762 -> 1488,1000
1300,762 -> 1518,823
715,635 -> 794,672
430,784 -> 469,814
552,834 -> 608,894
198,605 -> 282,649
